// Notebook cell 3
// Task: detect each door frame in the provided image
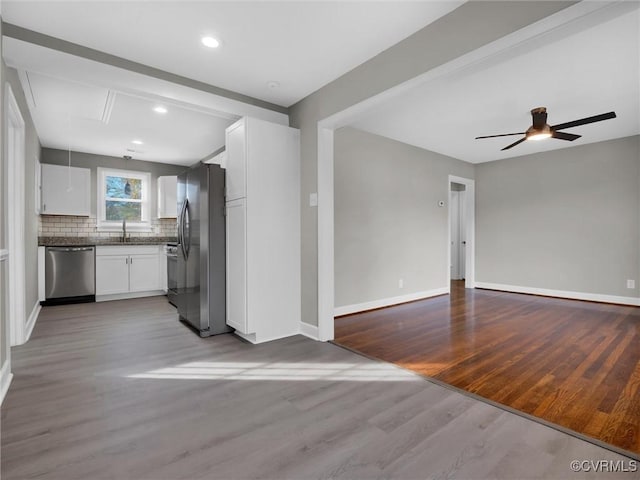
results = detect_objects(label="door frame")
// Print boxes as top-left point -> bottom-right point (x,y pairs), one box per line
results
5,84 -> 27,346
448,175 -> 475,289
449,189 -> 461,280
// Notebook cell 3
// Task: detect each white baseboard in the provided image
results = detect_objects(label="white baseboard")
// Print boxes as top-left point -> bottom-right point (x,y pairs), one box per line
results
334,287 -> 449,317
299,322 -> 319,341
474,282 -> 640,306
25,302 -> 42,342
0,360 -> 13,406
233,329 -> 300,345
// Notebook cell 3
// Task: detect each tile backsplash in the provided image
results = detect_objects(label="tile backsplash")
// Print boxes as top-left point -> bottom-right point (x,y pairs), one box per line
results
39,215 -> 177,238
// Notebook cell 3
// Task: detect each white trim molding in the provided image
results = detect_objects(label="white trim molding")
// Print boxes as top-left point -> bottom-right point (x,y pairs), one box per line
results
25,302 -> 42,343
299,322 -> 319,341
448,175 -> 475,289
317,126 -> 335,341
334,287 -> 449,317
475,282 -> 640,307
6,83 -> 27,347
0,361 -> 14,406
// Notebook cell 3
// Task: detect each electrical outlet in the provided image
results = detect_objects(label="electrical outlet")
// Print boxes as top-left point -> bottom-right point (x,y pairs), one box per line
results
627,279 -> 635,289
398,279 -> 404,289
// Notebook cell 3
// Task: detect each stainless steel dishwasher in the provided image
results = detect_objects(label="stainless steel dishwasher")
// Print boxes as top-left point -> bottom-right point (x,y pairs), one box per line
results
44,246 -> 96,305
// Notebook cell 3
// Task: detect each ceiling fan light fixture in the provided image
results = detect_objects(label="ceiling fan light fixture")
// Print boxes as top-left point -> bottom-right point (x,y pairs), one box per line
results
527,131 -> 552,141
525,124 -> 552,141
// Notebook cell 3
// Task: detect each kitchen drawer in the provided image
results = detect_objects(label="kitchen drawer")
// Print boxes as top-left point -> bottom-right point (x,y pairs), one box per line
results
96,245 -> 162,256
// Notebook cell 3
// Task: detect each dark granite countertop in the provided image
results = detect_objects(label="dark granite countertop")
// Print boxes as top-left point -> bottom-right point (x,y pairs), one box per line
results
38,236 -> 177,247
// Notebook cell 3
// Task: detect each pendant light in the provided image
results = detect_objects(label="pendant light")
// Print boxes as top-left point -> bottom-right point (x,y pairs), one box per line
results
124,180 -> 132,196
66,113 -> 73,192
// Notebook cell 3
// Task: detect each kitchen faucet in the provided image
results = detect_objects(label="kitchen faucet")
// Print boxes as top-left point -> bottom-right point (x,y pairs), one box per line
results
122,219 -> 127,242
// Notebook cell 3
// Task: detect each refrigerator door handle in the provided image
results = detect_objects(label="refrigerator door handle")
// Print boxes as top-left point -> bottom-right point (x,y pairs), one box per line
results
184,199 -> 191,259
178,199 -> 187,259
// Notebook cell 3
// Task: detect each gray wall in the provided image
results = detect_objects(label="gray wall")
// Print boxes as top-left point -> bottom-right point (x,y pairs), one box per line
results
475,135 -> 640,298
5,67 -> 41,329
289,1 -> 575,326
334,127 -> 473,307
41,149 -> 185,218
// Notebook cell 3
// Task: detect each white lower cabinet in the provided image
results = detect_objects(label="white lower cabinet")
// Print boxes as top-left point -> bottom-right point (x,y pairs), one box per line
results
96,246 -> 165,300
96,255 -> 130,295
129,254 -> 162,292
225,198 -> 247,333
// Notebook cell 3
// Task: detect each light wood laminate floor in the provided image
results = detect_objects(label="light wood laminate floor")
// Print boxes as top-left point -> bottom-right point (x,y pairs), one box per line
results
335,281 -> 640,458
2,297 -> 637,479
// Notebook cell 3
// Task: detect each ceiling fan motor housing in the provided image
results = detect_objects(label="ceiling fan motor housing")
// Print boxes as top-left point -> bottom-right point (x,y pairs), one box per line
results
526,107 -> 552,139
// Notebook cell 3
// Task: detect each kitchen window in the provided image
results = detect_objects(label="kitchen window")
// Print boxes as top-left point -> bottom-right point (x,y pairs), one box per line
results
97,168 -> 151,231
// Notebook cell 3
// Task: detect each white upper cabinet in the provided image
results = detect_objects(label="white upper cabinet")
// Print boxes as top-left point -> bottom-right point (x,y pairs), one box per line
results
225,120 -> 246,201
157,175 -> 178,218
40,163 -> 90,216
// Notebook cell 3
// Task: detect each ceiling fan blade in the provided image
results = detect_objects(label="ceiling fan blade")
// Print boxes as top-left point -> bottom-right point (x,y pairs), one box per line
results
475,132 -> 525,139
501,137 -> 526,151
552,111 -> 616,131
552,131 -> 581,141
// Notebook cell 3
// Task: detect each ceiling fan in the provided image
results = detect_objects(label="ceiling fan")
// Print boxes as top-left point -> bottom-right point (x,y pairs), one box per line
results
475,107 -> 617,151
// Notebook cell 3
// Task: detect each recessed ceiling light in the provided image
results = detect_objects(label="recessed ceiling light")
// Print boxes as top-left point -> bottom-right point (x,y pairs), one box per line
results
201,36 -> 220,48
132,140 -> 144,145
153,106 -> 168,114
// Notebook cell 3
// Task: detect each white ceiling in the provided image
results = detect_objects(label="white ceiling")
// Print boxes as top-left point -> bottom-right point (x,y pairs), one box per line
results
350,5 -> 640,164
2,1 -> 463,107
20,71 -> 236,165
2,0 -> 463,165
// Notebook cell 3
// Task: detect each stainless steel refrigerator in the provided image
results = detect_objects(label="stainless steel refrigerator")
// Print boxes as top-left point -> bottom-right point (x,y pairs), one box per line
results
176,162 -> 232,337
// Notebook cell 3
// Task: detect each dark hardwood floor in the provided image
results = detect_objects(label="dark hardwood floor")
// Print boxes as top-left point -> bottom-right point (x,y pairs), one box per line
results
334,281 -> 640,456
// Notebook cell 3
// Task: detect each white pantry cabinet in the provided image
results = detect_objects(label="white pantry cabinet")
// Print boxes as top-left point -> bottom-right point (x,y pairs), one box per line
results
157,176 -> 177,218
96,245 -> 165,301
40,163 -> 91,216
225,117 -> 300,344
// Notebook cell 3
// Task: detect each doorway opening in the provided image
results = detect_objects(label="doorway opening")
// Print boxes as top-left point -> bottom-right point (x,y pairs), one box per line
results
450,182 -> 466,283
447,175 -> 475,290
